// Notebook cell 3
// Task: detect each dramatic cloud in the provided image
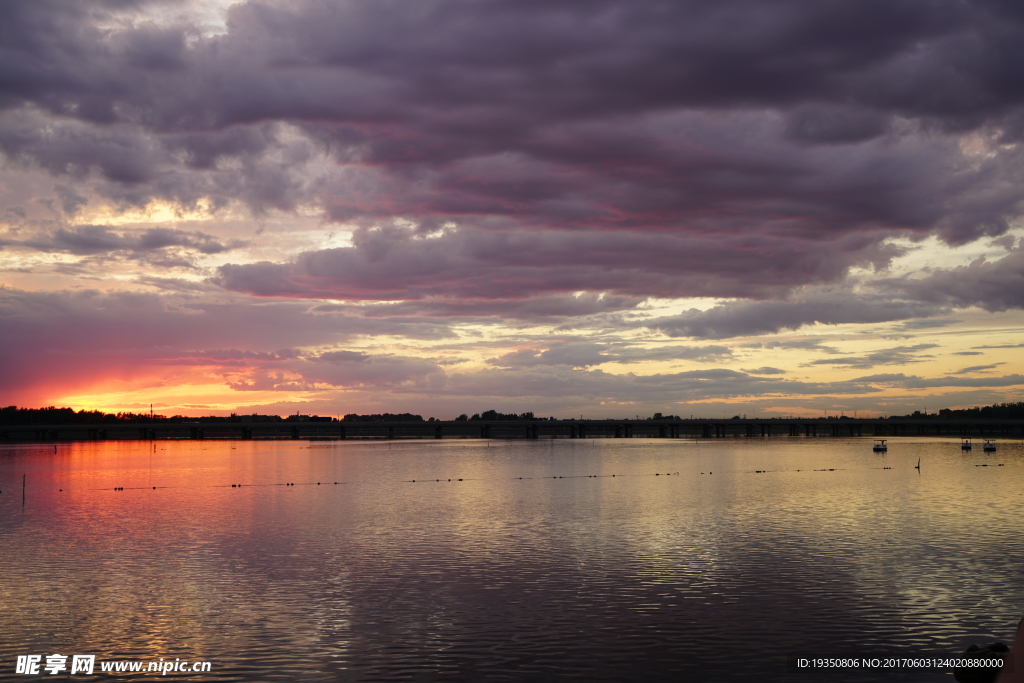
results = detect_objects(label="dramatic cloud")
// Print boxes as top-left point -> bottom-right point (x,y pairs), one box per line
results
313,293 -> 646,324
2,0 -> 1024,245
2,0 -> 1024,416
646,294 -> 946,340
486,341 -> 732,368
894,250 -> 1024,311
2,224 -> 245,260
214,225 -> 899,303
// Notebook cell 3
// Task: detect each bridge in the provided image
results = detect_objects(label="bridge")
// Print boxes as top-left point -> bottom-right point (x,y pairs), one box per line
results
2,418 -> 1023,443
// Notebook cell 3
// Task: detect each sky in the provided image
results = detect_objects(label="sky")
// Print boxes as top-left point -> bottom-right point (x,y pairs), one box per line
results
2,0 -> 1024,420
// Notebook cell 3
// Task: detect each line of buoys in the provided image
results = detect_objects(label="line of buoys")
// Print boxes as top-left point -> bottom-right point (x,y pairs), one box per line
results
400,473 -> 677,482
79,464 -> 924,492
96,461 -> 1000,492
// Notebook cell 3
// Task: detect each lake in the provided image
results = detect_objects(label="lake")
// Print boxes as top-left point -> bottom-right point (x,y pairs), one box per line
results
2,436 -> 1022,681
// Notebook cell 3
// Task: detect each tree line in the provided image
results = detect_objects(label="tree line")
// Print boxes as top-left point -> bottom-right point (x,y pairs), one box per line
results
6,402 -> 1022,426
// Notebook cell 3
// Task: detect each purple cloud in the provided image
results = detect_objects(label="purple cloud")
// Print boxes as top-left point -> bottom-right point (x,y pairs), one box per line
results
3,0 -> 1024,415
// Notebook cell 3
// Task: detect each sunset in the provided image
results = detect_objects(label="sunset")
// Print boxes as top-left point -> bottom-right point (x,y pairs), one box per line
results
4,2 -> 1024,682
3,0 -> 1023,419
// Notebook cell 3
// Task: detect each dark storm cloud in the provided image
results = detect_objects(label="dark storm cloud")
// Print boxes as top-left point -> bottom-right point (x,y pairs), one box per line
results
7,0 -> 1018,129
8,224 -> 245,257
214,225 -> 899,302
646,294 -> 945,339
0,110 -> 162,184
2,0 -> 1024,253
892,250 -> 1024,311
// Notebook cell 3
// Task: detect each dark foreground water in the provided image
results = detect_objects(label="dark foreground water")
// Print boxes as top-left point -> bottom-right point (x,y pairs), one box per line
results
2,437 -> 1023,682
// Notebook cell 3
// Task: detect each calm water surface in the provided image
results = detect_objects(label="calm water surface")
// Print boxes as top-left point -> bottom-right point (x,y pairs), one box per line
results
2,437 -> 1024,681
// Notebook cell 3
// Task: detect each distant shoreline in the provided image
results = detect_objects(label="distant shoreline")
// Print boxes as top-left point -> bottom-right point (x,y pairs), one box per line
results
3,416 -> 1022,445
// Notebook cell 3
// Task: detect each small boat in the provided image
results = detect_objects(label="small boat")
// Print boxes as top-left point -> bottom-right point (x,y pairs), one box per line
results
873,439 -> 888,452
984,440 -> 996,452
961,438 -> 972,450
